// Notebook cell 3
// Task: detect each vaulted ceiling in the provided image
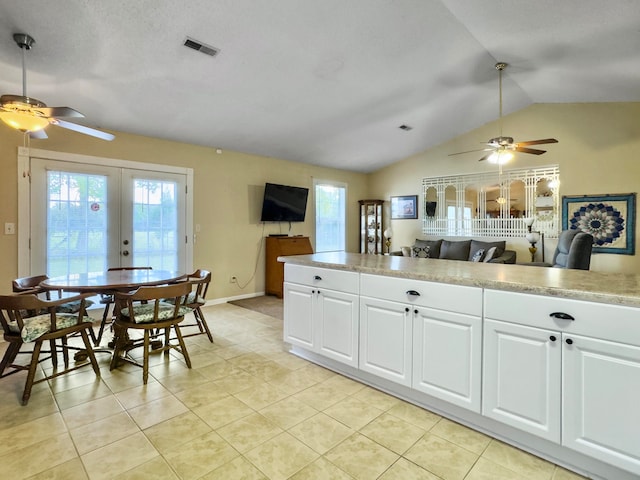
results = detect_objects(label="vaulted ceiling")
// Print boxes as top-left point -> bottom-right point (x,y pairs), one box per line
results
1,1 -> 638,172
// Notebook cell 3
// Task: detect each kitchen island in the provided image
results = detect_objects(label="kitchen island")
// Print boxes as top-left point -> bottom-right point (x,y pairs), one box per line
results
279,252 -> 640,480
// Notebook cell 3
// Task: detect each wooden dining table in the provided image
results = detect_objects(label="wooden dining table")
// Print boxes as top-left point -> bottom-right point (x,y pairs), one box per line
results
40,270 -> 185,294
40,270 -> 186,357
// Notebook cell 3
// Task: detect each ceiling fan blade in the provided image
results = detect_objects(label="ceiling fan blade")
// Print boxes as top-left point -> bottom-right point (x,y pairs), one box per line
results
29,129 -> 48,139
449,148 -> 494,156
515,147 -> 546,155
478,153 -> 491,162
36,106 -> 84,118
51,119 -> 114,141
516,138 -> 558,146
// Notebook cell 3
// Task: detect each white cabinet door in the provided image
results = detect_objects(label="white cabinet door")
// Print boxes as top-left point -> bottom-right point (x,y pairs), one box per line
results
413,308 -> 482,412
316,289 -> 359,367
283,282 -> 315,349
483,319 -> 561,442
359,296 -> 412,386
563,334 -> 640,475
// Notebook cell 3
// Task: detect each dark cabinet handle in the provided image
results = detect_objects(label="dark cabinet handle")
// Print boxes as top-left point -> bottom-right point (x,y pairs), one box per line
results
311,290 -> 315,294
550,312 -> 575,321
314,275 -> 322,280
414,309 -> 418,315
405,307 -> 410,312
566,338 -> 573,345
549,335 -> 556,342
406,290 -> 421,296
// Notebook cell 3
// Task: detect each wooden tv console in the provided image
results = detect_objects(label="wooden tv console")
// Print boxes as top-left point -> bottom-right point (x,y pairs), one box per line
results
265,236 -> 312,297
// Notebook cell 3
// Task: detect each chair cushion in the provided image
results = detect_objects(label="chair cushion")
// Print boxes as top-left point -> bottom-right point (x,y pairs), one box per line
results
468,240 -> 505,262
413,239 -> 442,258
164,292 -> 205,306
439,240 -> 471,260
120,302 -> 193,324
55,298 -> 95,314
8,313 -> 93,343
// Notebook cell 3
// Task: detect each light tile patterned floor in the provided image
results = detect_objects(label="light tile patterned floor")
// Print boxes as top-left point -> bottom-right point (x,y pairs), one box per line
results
0,303 -> 589,480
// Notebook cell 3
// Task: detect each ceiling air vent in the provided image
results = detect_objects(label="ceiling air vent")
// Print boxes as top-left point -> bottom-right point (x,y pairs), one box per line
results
399,124 -> 413,131
183,36 -> 220,57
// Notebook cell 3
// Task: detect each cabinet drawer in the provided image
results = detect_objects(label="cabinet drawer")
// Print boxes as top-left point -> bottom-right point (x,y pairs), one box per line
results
284,264 -> 359,294
484,290 -> 640,344
360,274 -> 481,316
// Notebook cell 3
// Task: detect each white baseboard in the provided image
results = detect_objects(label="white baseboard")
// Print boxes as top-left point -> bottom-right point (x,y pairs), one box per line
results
204,291 -> 267,307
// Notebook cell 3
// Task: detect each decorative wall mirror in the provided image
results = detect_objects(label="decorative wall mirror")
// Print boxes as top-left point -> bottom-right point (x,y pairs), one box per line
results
422,165 -> 559,238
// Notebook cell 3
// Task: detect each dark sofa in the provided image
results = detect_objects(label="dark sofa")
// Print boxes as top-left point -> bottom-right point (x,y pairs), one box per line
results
392,238 -> 516,264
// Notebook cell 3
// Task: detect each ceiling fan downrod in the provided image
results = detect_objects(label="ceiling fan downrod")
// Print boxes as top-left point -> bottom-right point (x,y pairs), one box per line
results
495,62 -> 507,137
14,33 -> 35,98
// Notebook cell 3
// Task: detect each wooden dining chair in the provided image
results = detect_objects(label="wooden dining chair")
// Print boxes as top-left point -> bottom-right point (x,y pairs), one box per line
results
165,269 -> 213,342
12,274 -> 98,347
94,266 -> 152,347
109,281 -> 193,384
0,292 -> 100,405
12,274 -> 95,314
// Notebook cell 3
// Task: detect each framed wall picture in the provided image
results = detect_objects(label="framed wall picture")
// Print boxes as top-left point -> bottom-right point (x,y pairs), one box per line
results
562,193 -> 636,255
391,195 -> 418,219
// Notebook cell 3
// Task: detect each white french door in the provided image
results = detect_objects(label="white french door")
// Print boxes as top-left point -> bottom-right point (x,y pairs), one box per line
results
29,156 -> 188,276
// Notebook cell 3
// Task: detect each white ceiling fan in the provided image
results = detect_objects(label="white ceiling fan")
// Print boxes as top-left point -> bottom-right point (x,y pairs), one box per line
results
0,33 -> 114,141
449,62 -> 557,164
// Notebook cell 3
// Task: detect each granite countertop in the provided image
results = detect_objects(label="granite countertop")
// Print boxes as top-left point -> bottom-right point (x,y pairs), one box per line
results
278,252 -> 640,308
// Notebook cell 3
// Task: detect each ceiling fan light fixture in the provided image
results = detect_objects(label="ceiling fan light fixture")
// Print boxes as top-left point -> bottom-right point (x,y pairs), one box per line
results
487,149 -> 513,165
0,111 -> 48,132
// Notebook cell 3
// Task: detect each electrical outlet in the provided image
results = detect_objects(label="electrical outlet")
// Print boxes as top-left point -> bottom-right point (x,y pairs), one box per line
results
229,276 -> 237,284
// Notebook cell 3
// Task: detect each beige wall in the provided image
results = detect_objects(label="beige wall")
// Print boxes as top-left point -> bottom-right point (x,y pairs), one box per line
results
368,103 -> 640,274
0,127 -> 367,297
1,102 -> 637,296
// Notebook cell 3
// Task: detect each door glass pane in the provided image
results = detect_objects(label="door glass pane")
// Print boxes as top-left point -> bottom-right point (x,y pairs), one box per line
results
315,182 -> 346,253
47,171 -> 108,276
132,179 -> 178,270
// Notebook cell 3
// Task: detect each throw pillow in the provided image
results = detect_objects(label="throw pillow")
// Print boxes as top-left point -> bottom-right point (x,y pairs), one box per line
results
411,245 -> 431,258
439,240 -> 472,260
468,240 -> 505,261
414,239 -> 442,258
483,246 -> 498,262
471,248 -> 485,262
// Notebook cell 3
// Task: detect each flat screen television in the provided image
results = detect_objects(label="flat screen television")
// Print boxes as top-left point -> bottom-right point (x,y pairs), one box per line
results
260,183 -> 309,222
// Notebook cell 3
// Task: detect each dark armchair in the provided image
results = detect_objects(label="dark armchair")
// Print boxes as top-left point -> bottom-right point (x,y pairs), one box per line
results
532,229 -> 594,270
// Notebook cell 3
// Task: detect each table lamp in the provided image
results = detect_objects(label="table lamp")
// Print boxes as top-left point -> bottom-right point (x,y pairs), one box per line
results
383,228 -> 393,254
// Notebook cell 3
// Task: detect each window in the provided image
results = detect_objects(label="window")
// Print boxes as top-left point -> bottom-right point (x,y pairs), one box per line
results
314,180 -> 346,253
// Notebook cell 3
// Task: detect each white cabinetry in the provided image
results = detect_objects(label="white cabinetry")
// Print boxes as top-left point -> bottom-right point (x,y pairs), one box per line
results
563,334 -> 640,474
283,282 -> 315,350
359,296 -> 413,386
360,274 -> 482,409
483,318 -> 561,441
485,290 -> 640,475
284,264 -> 359,367
414,307 -> 482,412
